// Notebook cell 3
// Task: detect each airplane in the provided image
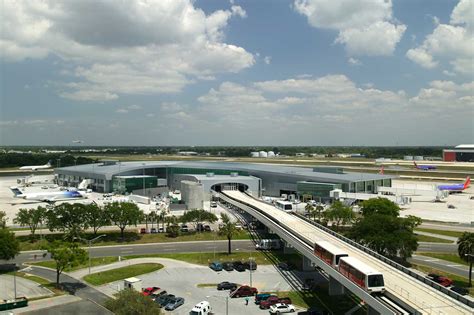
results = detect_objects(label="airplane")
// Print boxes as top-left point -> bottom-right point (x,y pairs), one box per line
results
413,161 -> 437,171
72,140 -> 83,144
10,186 -> 87,203
19,160 -> 52,171
437,177 -> 471,193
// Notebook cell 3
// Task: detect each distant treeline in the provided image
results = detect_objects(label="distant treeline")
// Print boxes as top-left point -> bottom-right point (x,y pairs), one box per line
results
1,146 -> 445,161
0,153 -> 96,168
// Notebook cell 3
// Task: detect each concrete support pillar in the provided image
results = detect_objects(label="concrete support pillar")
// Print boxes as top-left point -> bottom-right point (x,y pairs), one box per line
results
328,276 -> 345,296
283,242 -> 296,254
366,305 -> 380,315
302,256 -> 314,271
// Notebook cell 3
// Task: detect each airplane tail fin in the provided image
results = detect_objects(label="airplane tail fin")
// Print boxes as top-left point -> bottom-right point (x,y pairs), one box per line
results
46,160 -> 52,167
379,166 -> 384,175
10,186 -> 23,197
464,177 -> 471,189
413,161 -> 417,168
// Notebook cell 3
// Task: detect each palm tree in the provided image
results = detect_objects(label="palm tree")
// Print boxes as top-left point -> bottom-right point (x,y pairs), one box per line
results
148,211 -> 157,230
219,213 -> 238,255
458,232 -> 474,287
159,210 -> 167,230
305,204 -> 314,219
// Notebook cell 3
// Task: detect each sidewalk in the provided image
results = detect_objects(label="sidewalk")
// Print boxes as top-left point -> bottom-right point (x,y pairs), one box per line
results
415,231 -> 457,242
5,295 -> 82,314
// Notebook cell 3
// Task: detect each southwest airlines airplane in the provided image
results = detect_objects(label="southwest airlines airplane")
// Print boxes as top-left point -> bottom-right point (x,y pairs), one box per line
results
19,161 -> 52,171
10,187 -> 87,203
413,161 -> 437,170
437,177 -> 471,192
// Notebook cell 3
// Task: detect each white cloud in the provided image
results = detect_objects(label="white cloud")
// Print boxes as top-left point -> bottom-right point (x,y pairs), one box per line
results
443,70 -> 456,76
263,56 -> 272,64
1,0 -> 254,101
348,57 -> 362,66
116,109 -> 128,114
146,113 -> 155,118
406,0 -> 473,73
127,104 -> 142,110
294,0 -> 406,56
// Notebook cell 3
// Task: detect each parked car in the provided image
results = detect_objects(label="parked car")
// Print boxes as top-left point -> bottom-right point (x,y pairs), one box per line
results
254,293 -> 274,305
150,228 -> 157,233
164,297 -> 185,311
140,228 -> 147,234
180,224 -> 189,232
427,273 -> 453,287
209,261 -> 223,271
190,301 -> 211,315
260,296 -> 292,309
156,294 -> 176,307
447,204 -> 456,209
269,303 -> 296,314
150,290 -> 167,301
204,224 -> 212,231
210,201 -> 217,208
230,285 -> 258,298
158,227 -> 165,233
141,286 -> 160,296
243,260 -> 257,270
222,262 -> 234,271
450,286 -> 469,296
233,261 -> 246,272
217,281 -> 238,291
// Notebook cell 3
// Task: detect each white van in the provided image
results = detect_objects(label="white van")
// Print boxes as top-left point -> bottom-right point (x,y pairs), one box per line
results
190,301 -> 211,315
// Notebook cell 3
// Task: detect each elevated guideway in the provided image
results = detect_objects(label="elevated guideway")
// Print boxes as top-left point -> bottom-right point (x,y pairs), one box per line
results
220,190 -> 473,315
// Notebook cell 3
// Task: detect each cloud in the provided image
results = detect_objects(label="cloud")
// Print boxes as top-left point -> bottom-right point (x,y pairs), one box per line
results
348,57 -> 362,66
1,0 -> 254,101
294,0 -> 406,56
263,56 -> 272,64
116,109 -> 128,114
406,0 -> 473,73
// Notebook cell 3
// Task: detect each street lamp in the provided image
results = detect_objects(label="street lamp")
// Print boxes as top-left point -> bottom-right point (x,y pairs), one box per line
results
249,256 -> 255,287
75,234 -> 107,274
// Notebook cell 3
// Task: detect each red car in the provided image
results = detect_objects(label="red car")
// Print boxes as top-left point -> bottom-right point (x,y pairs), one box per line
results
230,285 -> 258,298
437,276 -> 453,287
259,296 -> 292,309
142,287 -> 160,296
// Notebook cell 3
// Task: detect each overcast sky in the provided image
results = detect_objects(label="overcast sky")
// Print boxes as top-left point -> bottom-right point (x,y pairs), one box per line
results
1,0 -> 473,146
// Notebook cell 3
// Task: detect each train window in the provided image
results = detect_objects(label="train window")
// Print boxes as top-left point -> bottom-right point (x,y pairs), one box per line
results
368,275 -> 384,288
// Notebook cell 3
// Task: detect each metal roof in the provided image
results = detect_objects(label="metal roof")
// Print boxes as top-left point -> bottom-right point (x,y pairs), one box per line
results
56,160 -> 395,182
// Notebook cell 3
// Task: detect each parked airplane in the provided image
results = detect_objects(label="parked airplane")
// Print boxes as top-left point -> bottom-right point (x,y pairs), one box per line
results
10,187 -> 87,203
413,161 -> 437,170
437,177 -> 471,192
19,161 -> 52,171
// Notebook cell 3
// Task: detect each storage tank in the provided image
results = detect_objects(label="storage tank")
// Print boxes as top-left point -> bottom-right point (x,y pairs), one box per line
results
414,156 -> 424,161
259,151 -> 268,158
250,152 -> 259,158
267,151 -> 275,158
181,180 -> 203,210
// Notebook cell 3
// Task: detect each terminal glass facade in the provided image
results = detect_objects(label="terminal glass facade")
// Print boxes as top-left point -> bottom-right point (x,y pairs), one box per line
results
113,176 -> 158,193
297,181 -> 342,199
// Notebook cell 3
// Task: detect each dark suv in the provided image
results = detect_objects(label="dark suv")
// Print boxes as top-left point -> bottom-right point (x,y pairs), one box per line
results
217,281 -> 238,291
243,260 -> 257,271
233,261 -> 246,272
222,262 -> 234,271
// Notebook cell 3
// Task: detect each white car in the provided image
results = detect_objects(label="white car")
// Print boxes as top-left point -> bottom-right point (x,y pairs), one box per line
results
269,303 -> 296,314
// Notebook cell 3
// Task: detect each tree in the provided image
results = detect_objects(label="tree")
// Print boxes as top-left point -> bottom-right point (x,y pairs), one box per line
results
159,210 -> 167,230
166,224 -> 180,238
0,210 -> 7,228
360,198 -> 400,217
105,202 -> 144,238
44,241 -> 87,287
46,203 -> 89,240
13,206 -> 47,240
315,205 -> 325,222
0,228 -> 20,260
181,209 -> 218,230
305,204 -> 314,217
349,214 -> 421,259
458,232 -> 474,287
105,288 -> 162,315
84,202 -> 110,236
148,211 -> 157,230
219,213 -> 238,254
324,201 -> 354,231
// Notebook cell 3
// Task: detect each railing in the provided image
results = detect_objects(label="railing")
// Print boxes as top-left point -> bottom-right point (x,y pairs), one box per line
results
292,212 -> 474,308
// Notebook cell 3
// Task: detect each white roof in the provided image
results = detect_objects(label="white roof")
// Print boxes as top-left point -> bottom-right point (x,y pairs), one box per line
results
276,200 -> 293,205
339,256 -> 381,275
315,241 -> 348,255
124,277 -> 141,283
455,144 -> 474,149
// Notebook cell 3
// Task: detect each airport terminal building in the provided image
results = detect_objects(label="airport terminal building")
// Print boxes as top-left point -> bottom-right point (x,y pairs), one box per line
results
55,161 -> 395,201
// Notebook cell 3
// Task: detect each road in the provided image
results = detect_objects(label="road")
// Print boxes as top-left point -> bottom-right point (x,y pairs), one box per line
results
8,240 -> 257,264
409,255 -> 473,279
417,242 -> 458,253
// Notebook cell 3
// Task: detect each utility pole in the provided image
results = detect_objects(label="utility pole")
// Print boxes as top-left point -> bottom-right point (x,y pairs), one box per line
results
466,254 -> 473,287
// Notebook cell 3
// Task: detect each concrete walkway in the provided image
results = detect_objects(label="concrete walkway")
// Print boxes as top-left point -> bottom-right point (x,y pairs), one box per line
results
415,231 -> 458,242
0,275 -> 52,300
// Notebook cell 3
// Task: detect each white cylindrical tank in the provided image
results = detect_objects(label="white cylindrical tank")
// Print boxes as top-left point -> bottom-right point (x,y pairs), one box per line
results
414,156 -> 424,161
259,151 -> 268,158
267,151 -> 275,158
250,152 -> 259,158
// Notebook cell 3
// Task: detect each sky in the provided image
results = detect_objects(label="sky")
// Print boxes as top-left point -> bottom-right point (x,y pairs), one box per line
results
0,0 -> 473,146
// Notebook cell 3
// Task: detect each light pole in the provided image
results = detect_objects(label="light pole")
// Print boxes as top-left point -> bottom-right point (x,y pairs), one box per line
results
76,234 -> 107,274
249,256 -> 255,287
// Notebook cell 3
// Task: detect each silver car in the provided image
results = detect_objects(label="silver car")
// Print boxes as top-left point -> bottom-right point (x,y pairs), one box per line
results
164,297 -> 185,311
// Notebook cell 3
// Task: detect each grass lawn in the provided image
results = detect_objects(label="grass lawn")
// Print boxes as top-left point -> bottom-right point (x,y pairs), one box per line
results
83,263 -> 163,286
17,230 -> 251,251
410,263 -> 473,296
415,234 -> 453,243
416,252 -> 468,266
196,283 -> 218,288
30,256 -> 119,271
263,289 -> 362,314
415,228 -> 464,238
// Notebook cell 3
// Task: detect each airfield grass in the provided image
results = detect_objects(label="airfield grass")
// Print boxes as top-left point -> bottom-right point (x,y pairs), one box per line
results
415,234 -> 453,243
416,252 -> 468,266
414,228 -> 464,238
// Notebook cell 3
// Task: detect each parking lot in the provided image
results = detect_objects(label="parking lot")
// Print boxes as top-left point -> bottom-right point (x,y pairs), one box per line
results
97,258 -> 325,315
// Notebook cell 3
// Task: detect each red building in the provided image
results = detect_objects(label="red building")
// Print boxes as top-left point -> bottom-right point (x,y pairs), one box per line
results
443,144 -> 474,162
